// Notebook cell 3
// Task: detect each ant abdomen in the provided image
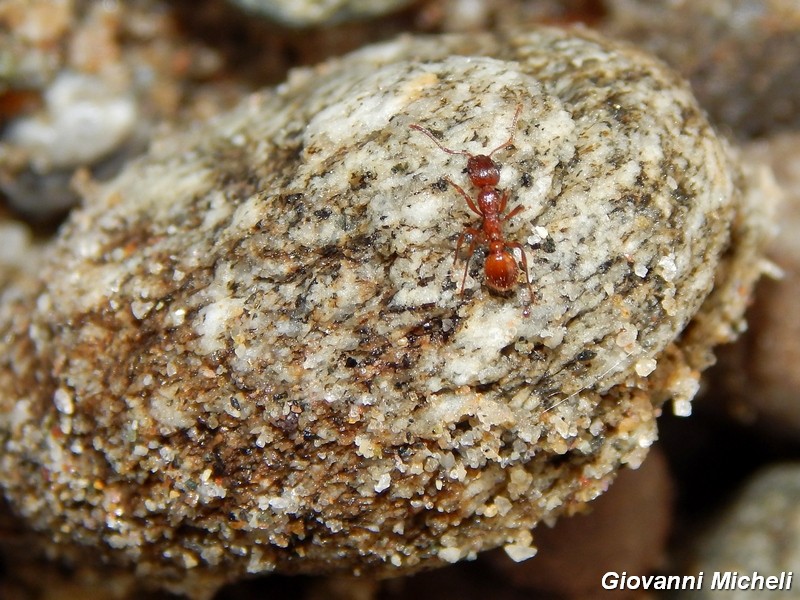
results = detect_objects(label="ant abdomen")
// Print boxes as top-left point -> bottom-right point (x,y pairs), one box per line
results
484,245 -> 519,292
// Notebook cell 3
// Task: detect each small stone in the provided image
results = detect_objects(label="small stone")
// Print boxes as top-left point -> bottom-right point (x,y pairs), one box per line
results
52,387 -> 74,415
503,543 -> 538,563
437,547 -> 463,564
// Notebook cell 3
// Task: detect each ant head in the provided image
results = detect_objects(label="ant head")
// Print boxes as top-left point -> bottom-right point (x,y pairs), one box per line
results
466,154 -> 500,187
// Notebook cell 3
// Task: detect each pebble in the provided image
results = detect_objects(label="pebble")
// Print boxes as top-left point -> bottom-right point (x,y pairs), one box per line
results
0,26 -> 773,597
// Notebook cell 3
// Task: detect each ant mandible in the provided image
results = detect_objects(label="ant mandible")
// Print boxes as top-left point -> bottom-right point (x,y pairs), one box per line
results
410,104 -> 534,303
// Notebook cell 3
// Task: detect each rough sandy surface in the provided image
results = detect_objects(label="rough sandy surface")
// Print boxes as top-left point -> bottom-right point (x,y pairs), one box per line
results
0,27 -> 773,597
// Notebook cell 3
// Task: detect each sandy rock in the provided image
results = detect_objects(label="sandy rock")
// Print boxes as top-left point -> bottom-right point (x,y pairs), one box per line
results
0,27 -> 773,596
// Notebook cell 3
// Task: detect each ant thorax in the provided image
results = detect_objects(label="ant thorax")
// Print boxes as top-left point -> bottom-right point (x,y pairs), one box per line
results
477,188 -> 503,216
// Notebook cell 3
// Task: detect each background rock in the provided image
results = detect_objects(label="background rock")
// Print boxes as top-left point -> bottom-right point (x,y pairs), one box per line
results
680,463 -> 800,599
228,0 -> 414,26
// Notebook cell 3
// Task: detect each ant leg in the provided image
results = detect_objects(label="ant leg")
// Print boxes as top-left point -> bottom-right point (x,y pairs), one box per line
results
454,229 -> 470,263
446,177 -> 482,217
502,203 -> 525,221
506,241 -> 535,301
455,227 -> 483,294
460,239 -> 479,294
487,103 -> 523,157
497,190 -> 510,214
454,227 -> 483,263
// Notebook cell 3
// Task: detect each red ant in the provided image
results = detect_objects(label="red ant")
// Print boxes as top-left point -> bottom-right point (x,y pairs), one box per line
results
410,104 -> 534,305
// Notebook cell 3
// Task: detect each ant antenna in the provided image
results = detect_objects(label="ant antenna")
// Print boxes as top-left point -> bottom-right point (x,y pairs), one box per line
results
409,103 -> 524,158
540,348 -> 635,415
408,124 -> 471,157
487,103 -> 523,157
